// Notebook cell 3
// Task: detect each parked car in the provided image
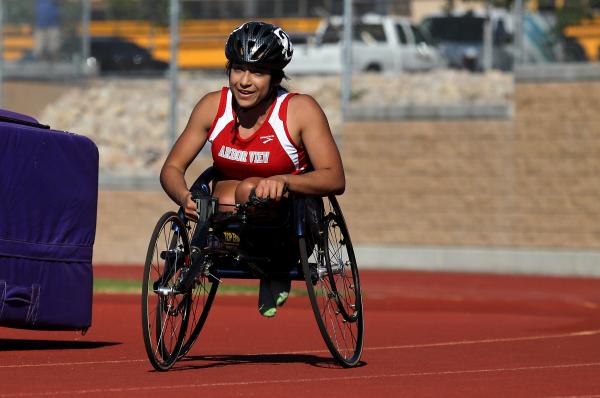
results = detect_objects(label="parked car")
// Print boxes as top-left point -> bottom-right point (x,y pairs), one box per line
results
420,10 -> 514,71
285,14 -> 445,74
88,37 -> 168,74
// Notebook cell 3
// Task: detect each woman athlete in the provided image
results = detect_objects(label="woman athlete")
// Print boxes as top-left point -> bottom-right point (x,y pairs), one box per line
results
160,21 -> 345,317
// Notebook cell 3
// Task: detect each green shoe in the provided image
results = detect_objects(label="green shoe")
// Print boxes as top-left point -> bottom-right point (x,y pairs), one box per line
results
276,291 -> 289,307
258,306 -> 277,317
258,278 -> 277,318
272,279 -> 291,307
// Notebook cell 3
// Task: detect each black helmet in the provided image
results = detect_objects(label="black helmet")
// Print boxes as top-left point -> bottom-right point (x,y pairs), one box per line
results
225,21 -> 293,70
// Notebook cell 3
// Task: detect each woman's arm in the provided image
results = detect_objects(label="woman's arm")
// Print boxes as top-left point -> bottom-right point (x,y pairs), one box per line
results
160,91 -> 220,217
254,94 -> 345,199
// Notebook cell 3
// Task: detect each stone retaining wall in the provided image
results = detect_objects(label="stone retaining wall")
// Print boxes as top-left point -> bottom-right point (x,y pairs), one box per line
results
89,79 -> 600,263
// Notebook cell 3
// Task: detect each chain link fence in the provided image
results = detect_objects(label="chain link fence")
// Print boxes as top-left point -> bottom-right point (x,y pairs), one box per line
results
3,0 -> 599,80
2,0 -> 599,76
1,0 -> 600,180
1,0 -> 92,80
2,1 -> 600,263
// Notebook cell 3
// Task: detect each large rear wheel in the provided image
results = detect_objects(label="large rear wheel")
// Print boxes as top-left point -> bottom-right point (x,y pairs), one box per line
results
301,196 -> 364,367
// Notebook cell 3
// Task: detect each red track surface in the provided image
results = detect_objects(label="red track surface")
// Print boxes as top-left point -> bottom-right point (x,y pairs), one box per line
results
2,267 -> 600,397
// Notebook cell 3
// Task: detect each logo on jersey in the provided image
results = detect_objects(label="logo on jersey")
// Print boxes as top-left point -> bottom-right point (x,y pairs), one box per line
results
218,145 -> 270,164
260,135 -> 275,144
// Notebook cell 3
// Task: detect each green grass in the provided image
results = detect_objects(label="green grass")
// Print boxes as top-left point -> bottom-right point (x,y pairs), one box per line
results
93,278 -> 307,297
94,278 -> 141,294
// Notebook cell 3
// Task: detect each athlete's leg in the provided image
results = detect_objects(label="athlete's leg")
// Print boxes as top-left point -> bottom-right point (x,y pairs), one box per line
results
235,177 -> 262,204
213,178 -> 265,211
211,180 -> 239,212
214,178 -> 291,317
236,177 -> 292,316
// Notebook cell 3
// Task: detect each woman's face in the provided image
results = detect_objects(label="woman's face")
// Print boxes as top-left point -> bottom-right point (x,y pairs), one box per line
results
229,63 -> 273,109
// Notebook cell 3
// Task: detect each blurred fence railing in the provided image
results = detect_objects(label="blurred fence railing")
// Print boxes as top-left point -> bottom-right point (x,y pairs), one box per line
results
4,0 -> 600,182
3,0 -> 600,77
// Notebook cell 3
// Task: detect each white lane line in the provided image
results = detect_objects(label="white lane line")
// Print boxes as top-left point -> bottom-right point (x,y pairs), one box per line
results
1,329 -> 599,370
0,359 -> 146,369
249,329 -> 600,356
2,362 -> 600,397
545,395 -> 600,398
364,329 -> 600,350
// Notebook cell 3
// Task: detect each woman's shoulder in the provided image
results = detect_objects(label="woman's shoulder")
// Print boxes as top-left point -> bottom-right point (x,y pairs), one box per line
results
288,92 -> 321,111
198,88 -> 225,107
189,88 -> 227,125
192,89 -> 224,113
287,93 -> 325,120
285,92 -> 329,135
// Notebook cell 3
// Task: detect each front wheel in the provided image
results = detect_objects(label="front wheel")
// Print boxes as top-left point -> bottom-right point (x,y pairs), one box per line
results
141,212 -> 191,371
300,196 -> 364,367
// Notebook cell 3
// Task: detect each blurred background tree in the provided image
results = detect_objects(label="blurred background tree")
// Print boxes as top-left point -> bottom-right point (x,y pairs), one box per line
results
554,0 -> 594,35
103,0 -> 169,23
4,0 -> 33,24
443,0 -> 515,13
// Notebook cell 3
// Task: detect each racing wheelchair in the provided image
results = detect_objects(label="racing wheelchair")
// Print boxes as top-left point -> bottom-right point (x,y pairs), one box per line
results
141,167 -> 364,370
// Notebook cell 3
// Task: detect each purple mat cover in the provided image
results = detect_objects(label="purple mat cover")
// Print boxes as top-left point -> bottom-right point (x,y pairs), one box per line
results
0,109 -> 98,330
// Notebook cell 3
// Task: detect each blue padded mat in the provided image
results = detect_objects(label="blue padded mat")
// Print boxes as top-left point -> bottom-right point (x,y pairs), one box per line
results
0,110 -> 98,330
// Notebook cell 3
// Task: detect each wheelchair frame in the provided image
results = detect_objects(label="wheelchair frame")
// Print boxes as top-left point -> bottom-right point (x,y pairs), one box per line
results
141,167 -> 364,370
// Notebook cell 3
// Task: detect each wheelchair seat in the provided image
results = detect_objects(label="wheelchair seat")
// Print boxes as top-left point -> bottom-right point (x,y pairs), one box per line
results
185,166 -> 318,280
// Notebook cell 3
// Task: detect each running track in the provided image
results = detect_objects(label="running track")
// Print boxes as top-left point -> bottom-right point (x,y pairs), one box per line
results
1,267 -> 600,397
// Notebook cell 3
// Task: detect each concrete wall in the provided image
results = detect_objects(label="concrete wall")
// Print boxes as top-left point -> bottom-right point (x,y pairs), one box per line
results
341,81 -> 600,250
92,80 -> 600,264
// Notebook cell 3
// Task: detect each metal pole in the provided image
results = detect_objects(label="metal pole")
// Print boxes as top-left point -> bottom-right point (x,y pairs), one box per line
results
169,0 -> 179,146
514,0 -> 524,65
81,0 -> 91,70
341,0 -> 353,121
482,0 -> 493,71
275,0 -> 284,18
0,0 -> 4,108
325,0 -> 333,15
244,0 -> 257,18
299,0 -> 308,17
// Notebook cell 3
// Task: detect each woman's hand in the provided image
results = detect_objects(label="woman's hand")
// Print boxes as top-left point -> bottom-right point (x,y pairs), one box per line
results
180,191 -> 198,220
254,176 -> 288,201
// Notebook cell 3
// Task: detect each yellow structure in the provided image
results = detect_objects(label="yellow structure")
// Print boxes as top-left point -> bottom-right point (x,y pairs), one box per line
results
2,18 -> 320,68
528,0 -> 565,9
528,0 -> 600,61
564,16 -> 600,61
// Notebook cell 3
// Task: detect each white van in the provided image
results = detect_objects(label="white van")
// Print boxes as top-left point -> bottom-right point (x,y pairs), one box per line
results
286,14 -> 446,74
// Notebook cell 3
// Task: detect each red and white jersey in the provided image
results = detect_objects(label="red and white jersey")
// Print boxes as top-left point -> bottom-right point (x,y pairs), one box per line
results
207,87 -> 309,181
